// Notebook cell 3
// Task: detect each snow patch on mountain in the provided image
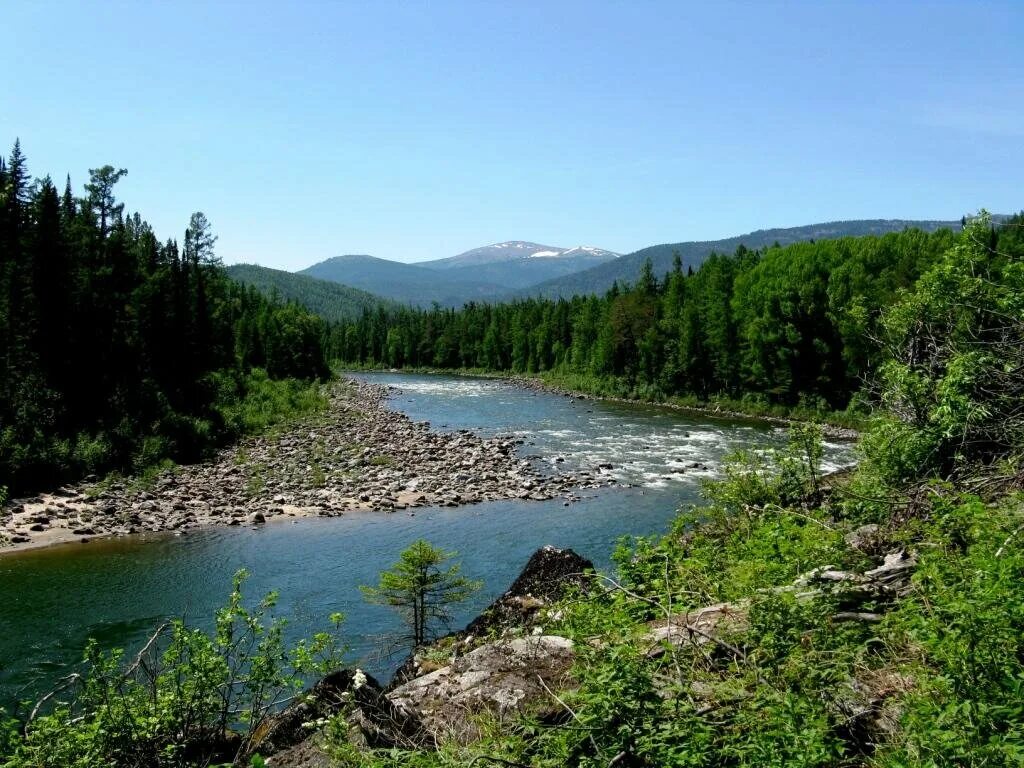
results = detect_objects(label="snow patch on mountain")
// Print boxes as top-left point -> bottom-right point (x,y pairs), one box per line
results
557,246 -> 619,258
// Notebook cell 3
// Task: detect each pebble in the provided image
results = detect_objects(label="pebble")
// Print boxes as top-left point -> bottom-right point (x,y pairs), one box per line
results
1,378 -> 613,550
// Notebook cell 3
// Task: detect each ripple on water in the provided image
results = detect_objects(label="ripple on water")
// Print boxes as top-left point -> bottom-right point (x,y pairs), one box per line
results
1,372 -> 859,708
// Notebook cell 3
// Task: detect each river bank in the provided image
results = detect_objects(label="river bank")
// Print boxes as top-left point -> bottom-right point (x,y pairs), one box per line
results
340,365 -> 862,440
0,378 -> 611,555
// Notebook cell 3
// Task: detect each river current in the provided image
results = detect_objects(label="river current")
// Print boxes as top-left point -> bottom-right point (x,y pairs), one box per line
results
0,373 -> 855,708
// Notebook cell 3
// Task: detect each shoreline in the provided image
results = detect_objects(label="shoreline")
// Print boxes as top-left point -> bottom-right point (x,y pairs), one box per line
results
0,378 -> 611,557
348,366 -> 861,441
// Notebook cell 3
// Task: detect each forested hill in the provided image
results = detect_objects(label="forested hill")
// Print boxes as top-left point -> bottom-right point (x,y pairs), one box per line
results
0,142 -> 331,496
515,219 -> 964,300
226,263 -> 394,323
298,243 -> 621,307
331,215 -> 1024,416
299,254 -> 505,307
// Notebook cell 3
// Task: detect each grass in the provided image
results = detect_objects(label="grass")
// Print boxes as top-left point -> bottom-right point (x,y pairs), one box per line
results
216,369 -> 329,437
316,434 -> 1024,767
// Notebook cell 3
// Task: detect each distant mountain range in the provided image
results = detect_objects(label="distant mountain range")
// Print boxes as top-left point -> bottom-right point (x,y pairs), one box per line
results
514,219 -> 964,300
225,264 -> 394,322
298,241 -> 619,305
298,254 -> 502,306
229,219 -> 976,317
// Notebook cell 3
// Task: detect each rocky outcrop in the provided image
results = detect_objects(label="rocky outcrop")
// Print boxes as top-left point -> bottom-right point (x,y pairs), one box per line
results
466,545 -> 594,636
259,547 -> 593,764
264,634 -> 577,766
388,634 -> 575,744
262,544 -> 921,765
391,545 -> 593,686
1,380 -> 614,552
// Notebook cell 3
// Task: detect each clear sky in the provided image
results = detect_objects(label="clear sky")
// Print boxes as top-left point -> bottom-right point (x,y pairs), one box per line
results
3,1 -> 1022,268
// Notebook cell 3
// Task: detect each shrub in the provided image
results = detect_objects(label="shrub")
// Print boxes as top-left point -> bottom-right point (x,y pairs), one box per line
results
0,571 -> 346,768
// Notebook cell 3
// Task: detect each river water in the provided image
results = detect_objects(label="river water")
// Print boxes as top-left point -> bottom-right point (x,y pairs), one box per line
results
0,373 -> 855,709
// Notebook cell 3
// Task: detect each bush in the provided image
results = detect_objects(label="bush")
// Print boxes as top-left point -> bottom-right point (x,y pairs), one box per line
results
215,369 -> 328,437
871,213 -> 1024,483
0,571 -> 346,768
872,495 -> 1024,766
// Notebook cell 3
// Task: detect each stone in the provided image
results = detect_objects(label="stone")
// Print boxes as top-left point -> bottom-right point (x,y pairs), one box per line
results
466,545 -> 594,636
1,378 -> 611,550
389,635 -> 575,743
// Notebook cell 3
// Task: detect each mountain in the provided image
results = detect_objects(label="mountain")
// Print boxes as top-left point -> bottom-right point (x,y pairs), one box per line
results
422,241 -> 618,269
298,242 -> 619,306
418,241 -> 619,289
273,220 -> 981,309
226,263 -> 394,322
514,219 -> 965,300
298,254 -> 505,307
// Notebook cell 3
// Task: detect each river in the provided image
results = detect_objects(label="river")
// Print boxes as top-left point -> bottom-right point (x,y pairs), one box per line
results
0,373 -> 855,709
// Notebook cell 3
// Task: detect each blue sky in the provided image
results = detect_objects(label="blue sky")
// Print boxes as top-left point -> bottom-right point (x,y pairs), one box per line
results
3,1 -> 1022,268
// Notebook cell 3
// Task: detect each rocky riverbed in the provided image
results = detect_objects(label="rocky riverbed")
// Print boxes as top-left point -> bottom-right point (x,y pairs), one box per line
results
0,378 -> 614,553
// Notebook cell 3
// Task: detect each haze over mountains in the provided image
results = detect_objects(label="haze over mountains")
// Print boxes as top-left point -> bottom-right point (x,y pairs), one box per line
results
298,241 -> 619,305
230,219 -> 970,314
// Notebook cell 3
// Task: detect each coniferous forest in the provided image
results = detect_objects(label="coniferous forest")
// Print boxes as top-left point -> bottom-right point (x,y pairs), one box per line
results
5,5 -> 1024,767
329,220 -> 1023,413
0,142 -> 330,496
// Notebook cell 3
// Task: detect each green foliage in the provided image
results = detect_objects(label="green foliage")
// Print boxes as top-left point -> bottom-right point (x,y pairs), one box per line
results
866,212 -> 1024,484
213,369 -> 328,437
0,571 -> 346,768
361,540 -> 481,651
527,218 -> 960,302
0,143 -> 331,496
226,263 -> 394,323
338,497 -> 1022,767
328,220 -> 974,419
701,422 -> 826,514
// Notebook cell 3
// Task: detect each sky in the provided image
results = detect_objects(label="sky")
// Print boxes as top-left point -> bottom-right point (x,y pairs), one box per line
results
2,1 -> 1022,269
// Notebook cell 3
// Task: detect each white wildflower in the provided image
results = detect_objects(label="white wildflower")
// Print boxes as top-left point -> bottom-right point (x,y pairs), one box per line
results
353,668 -> 367,690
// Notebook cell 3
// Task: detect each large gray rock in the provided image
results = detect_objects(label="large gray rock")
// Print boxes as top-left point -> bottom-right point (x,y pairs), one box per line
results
388,634 -> 575,744
392,545 -> 593,685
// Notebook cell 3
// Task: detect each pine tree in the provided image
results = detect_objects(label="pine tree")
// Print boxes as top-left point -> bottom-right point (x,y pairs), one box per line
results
361,540 -> 481,650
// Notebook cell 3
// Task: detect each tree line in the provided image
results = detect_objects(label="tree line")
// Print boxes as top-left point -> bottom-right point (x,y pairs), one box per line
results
0,141 -> 330,495
328,218 -> 1023,413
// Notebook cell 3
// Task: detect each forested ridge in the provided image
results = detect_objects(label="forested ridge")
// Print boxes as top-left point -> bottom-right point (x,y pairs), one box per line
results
517,217 -> 966,301
0,142 -> 331,496
4,214 -> 1024,767
226,263 -> 395,323
330,217 -> 1024,415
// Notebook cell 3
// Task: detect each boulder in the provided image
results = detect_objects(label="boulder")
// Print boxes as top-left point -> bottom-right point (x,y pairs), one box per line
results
247,668 -> 427,762
465,545 -> 594,636
390,546 -> 592,688
388,635 -> 576,744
